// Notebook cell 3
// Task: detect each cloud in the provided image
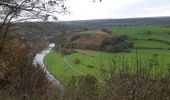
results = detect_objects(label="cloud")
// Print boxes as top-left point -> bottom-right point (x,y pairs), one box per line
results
57,0 -> 170,21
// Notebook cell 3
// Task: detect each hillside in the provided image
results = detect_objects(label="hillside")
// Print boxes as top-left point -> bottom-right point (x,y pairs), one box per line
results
9,16 -> 170,36
63,17 -> 170,27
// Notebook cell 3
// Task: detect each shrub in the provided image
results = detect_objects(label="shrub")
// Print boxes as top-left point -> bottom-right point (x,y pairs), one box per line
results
69,74 -> 97,92
100,35 -> 133,53
0,43 -> 56,100
146,30 -> 152,35
167,31 -> 170,35
101,28 -> 112,34
74,59 -> 81,64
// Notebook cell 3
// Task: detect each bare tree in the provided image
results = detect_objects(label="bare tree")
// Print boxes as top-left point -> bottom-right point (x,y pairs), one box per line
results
0,0 -> 67,50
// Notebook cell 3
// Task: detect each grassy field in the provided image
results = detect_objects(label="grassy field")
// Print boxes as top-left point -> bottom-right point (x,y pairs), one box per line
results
133,39 -> 170,49
44,49 -> 170,83
107,25 -> 170,50
44,25 -> 170,84
43,50 -> 79,83
107,25 -> 170,41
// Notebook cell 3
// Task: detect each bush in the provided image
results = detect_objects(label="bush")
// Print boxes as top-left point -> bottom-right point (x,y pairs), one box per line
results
0,43 -> 56,100
146,30 -> 152,35
101,28 -> 112,34
100,35 -> 133,53
167,31 -> 170,35
74,59 -> 81,64
68,74 -> 98,94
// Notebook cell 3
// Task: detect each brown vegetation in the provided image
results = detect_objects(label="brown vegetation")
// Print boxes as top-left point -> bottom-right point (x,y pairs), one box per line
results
74,59 -> 81,64
0,42 -> 56,100
72,30 -> 110,50
57,30 -> 111,51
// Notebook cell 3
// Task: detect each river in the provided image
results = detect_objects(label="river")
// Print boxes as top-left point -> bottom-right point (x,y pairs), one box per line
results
33,43 -> 63,89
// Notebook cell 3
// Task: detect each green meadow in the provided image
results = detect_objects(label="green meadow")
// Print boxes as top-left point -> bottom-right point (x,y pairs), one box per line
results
44,49 -> 170,83
133,39 -> 170,49
44,25 -> 170,84
107,25 -> 170,41
108,25 -> 170,49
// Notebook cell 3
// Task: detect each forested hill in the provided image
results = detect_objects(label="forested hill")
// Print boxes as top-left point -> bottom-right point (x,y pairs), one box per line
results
62,17 -> 170,27
10,16 -> 170,41
13,17 -> 170,35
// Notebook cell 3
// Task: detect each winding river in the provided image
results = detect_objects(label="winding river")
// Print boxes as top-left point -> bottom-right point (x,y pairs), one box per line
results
33,43 -> 63,89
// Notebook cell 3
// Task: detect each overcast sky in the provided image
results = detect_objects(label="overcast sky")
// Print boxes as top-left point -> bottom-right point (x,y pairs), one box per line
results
57,0 -> 170,21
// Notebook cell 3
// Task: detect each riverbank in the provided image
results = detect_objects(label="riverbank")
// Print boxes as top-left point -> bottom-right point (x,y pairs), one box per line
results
33,43 -> 63,89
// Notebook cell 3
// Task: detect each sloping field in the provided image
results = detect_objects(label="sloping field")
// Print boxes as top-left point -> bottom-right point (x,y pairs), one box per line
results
133,40 -> 170,49
107,25 -> 170,50
43,50 -> 79,83
44,25 -> 170,84
107,25 -> 170,41
44,49 -> 170,84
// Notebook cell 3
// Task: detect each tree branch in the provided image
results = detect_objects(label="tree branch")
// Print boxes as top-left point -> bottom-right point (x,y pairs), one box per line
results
0,1 -> 34,11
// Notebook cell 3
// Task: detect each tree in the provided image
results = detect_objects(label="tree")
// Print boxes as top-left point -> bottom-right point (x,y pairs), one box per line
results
0,0 -> 67,50
100,35 -> 133,53
69,74 -> 98,92
146,30 -> 152,35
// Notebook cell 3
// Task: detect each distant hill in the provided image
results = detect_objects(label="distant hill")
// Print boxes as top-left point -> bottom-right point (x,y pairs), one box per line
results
12,16 -> 170,35
62,17 -> 170,27
8,16 -> 170,42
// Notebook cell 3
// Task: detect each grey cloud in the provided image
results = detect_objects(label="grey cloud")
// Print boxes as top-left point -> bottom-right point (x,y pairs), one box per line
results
60,0 -> 170,21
